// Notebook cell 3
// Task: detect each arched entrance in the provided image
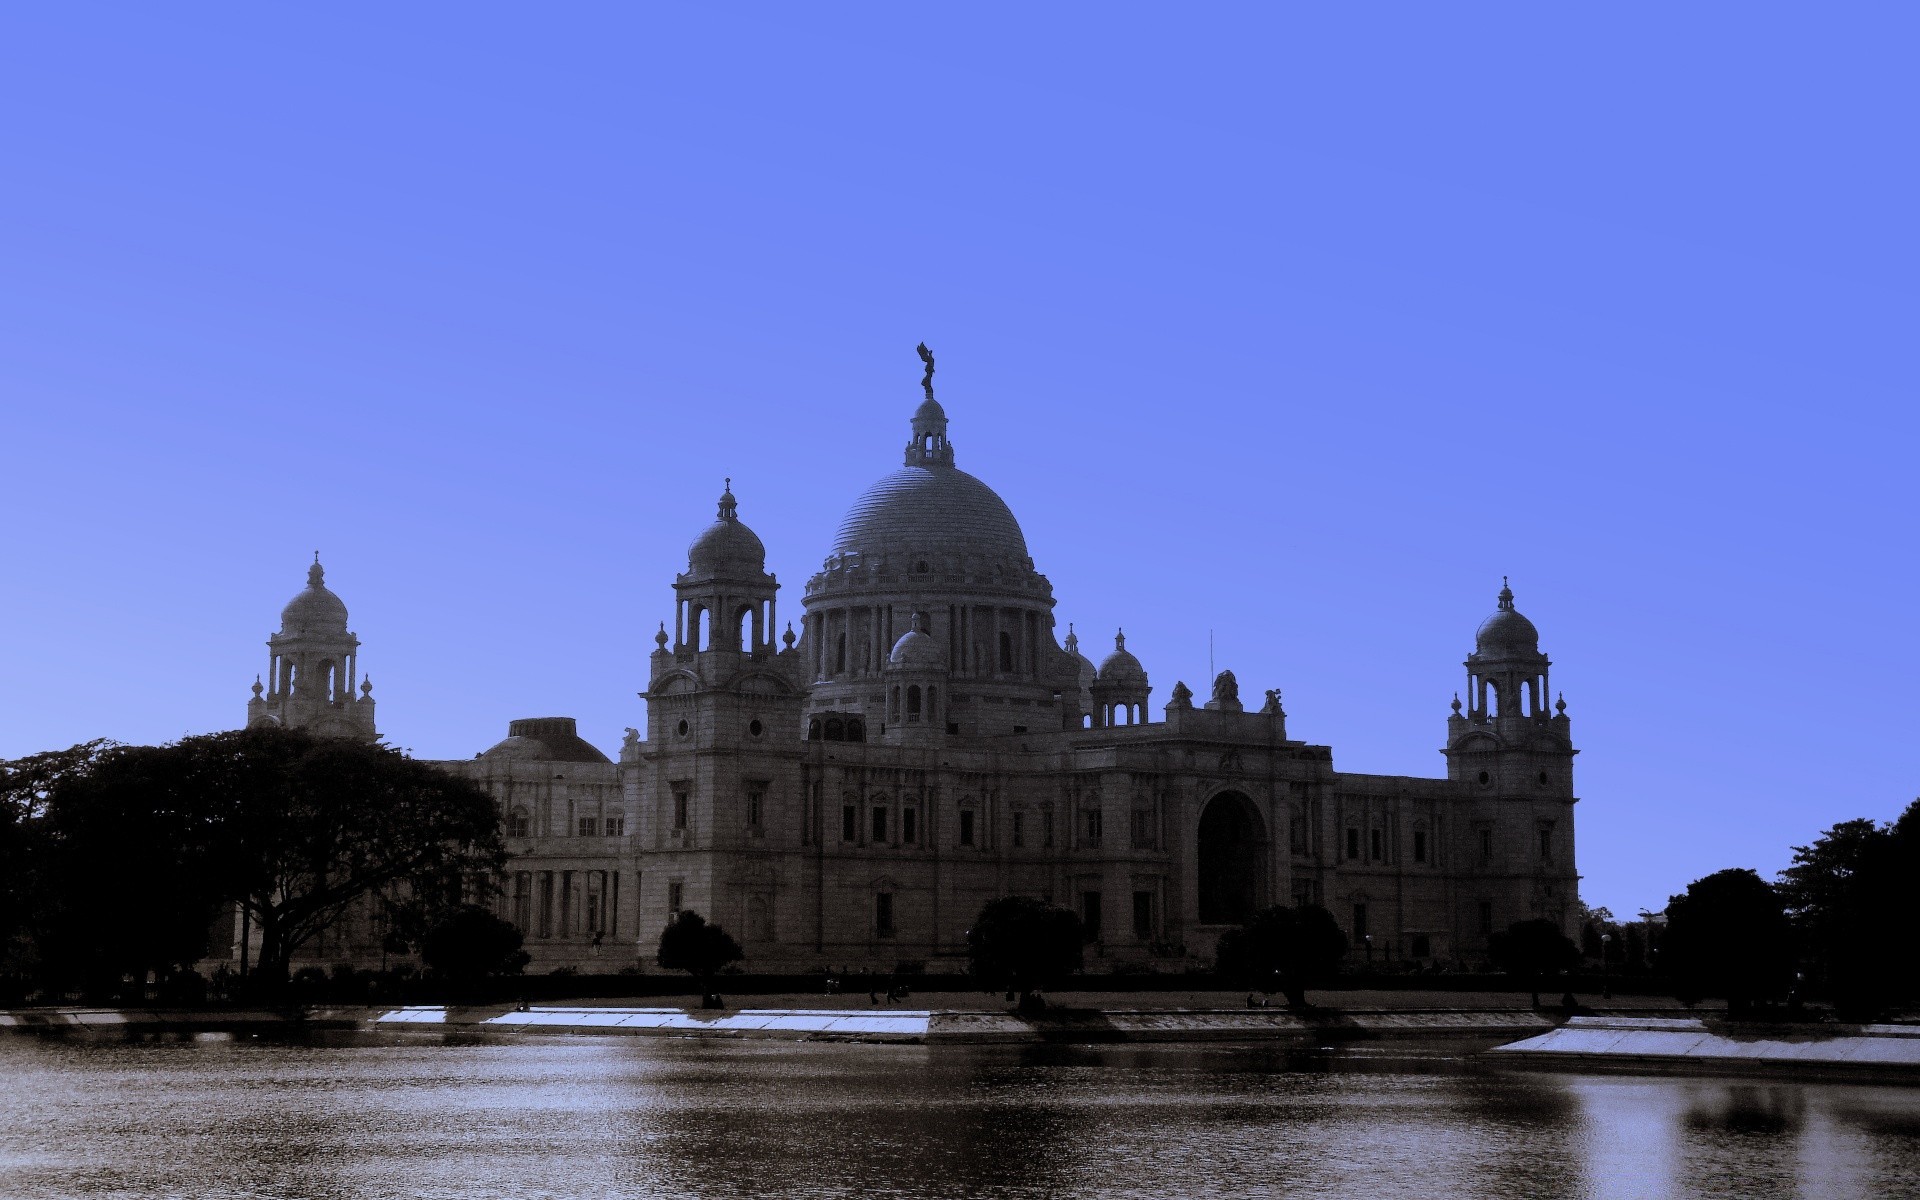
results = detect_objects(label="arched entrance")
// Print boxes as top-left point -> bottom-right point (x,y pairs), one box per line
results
1197,791 -> 1267,924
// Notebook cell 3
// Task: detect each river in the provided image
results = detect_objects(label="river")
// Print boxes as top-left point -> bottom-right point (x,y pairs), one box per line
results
1,1033 -> 1916,1198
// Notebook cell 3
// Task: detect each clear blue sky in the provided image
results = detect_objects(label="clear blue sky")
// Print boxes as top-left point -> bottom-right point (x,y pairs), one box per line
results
2,6 -> 1914,918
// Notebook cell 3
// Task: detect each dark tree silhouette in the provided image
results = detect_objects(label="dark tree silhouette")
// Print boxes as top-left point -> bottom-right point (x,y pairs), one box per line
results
39,727 -> 505,994
420,904 -> 530,984
1488,918 -> 1581,1007
657,909 -> 743,1005
1664,868 -> 1793,1017
966,896 -> 1083,1012
1214,904 -> 1348,1008
1778,817 -> 1896,1018
0,742 -> 117,992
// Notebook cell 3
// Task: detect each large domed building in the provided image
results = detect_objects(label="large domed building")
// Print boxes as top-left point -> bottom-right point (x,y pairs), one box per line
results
240,357 -> 1582,974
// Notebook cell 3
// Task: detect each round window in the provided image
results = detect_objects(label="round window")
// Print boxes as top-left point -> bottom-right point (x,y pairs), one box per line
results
1538,771 -> 1549,785
1477,770 -> 1491,786
676,719 -> 690,737
749,719 -> 764,737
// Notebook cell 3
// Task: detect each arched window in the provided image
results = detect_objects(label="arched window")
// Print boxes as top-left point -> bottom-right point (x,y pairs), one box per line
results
691,605 -> 709,652
907,685 -> 922,722
738,605 -> 755,651
999,631 -> 1014,673
1486,680 -> 1501,718
834,633 -> 847,674
808,718 -> 823,740
847,718 -> 865,742
825,718 -> 845,742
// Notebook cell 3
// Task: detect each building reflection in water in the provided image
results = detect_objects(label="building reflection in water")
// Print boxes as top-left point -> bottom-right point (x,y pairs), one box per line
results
6,1036 -> 1920,1199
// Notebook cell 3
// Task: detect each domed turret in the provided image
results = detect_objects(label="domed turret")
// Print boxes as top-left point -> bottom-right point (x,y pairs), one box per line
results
1475,578 -> 1540,655
279,557 -> 349,635
1460,578 -> 1556,725
688,480 -> 766,578
248,555 -> 376,741
888,611 -> 945,667
1090,629 -> 1151,727
665,479 -> 780,661
1097,629 -> 1147,687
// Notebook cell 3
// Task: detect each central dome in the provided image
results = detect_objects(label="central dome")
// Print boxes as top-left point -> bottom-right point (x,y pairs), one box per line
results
830,462 -> 1030,568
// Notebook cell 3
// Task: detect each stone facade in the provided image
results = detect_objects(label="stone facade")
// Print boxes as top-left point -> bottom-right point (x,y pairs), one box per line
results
245,387 -> 1580,974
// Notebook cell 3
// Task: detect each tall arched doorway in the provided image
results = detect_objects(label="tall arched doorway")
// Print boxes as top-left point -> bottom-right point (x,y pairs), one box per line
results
1197,791 -> 1267,924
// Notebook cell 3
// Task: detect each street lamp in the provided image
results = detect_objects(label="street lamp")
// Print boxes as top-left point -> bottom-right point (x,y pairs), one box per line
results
1600,932 -> 1613,1000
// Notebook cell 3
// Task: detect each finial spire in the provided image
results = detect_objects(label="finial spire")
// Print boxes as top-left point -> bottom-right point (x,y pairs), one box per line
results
307,555 -> 325,587
1115,628 -> 1126,651
1065,622 -> 1079,653
717,479 -> 738,521
1497,576 -> 1514,610
917,342 -> 936,401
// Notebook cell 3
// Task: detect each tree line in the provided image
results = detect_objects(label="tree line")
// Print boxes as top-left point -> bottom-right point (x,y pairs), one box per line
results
0,727 -> 513,1001
1627,798 -> 1920,1019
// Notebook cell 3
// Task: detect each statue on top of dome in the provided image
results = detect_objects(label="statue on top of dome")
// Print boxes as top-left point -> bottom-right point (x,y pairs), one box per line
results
917,341 -> 936,401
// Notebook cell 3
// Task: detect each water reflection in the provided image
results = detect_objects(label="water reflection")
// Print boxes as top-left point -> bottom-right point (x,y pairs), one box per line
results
0,1035 -> 1914,1199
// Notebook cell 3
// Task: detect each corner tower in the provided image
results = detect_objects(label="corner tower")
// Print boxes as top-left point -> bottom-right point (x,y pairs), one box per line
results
1444,579 -> 1579,936
800,347 -> 1081,738
246,556 -> 378,740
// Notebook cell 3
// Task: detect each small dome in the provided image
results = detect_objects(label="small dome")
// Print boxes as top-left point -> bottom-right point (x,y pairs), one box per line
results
913,395 -> 947,426
279,558 -> 349,635
1096,629 -> 1148,688
1475,580 -> 1541,655
888,612 -> 946,668
480,717 -> 611,764
688,481 -> 766,576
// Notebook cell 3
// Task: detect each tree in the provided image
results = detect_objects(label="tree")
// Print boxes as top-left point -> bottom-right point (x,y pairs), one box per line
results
657,910 -> 743,1003
0,742 -> 115,992
1775,801 -> 1920,1019
1214,904 -> 1347,1008
41,726 -> 505,994
420,905 -> 530,985
1663,868 -> 1793,1017
966,896 -> 1083,1012
1777,817 -> 1896,1018
1488,918 -> 1581,1007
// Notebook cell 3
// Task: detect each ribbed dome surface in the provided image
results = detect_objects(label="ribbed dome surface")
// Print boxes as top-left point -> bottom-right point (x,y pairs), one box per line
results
280,561 -> 349,635
689,517 -> 766,574
889,628 -> 945,667
831,464 -> 1029,566
1098,648 -> 1147,686
1475,608 -> 1540,654
1095,630 -> 1147,688
688,483 -> 766,576
1474,582 -> 1540,655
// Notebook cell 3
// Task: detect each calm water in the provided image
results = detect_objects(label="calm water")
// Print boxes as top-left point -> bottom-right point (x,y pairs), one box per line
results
2,1034 -> 1917,1199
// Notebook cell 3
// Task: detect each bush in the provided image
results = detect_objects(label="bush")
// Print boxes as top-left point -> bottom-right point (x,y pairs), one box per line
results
966,897 -> 1083,1011
1215,905 -> 1348,1007
420,905 -> 530,983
